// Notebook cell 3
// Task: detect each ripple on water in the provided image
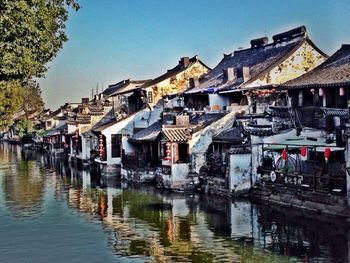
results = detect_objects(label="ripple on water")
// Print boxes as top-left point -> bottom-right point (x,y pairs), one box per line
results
0,145 -> 348,263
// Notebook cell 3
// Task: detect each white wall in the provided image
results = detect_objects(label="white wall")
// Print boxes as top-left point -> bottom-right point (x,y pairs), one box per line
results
229,153 -> 251,192
100,106 -> 163,166
300,128 -> 326,142
172,163 -> 189,181
189,110 -> 238,173
81,136 -> 88,160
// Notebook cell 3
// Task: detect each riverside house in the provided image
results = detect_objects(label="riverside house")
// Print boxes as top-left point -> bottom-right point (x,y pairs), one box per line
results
184,26 -> 328,195
82,56 -> 210,171
120,56 -> 210,182
65,97 -> 112,161
42,103 -> 79,155
250,44 -> 350,215
80,78 -> 151,170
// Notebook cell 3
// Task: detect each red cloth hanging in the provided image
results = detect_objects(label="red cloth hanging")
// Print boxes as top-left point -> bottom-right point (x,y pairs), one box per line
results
324,147 -> 331,161
281,148 -> 287,160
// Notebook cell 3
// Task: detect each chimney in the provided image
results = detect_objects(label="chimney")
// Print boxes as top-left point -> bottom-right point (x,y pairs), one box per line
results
242,67 -> 250,82
180,57 -> 190,68
250,37 -> 269,48
189,77 -> 199,88
223,67 -> 236,82
82,98 -> 89,106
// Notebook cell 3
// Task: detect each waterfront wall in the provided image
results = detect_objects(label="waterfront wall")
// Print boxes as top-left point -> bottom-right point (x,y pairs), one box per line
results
229,153 -> 251,194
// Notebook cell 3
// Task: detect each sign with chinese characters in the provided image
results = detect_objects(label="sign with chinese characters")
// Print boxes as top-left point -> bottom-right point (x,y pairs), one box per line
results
284,174 -> 303,186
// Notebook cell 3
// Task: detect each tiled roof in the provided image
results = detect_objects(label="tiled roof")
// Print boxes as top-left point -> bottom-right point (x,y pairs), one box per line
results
43,108 -> 61,120
283,44 -> 350,89
89,109 -> 116,133
44,124 -> 68,137
66,114 -> 91,125
130,112 -> 225,143
213,126 -> 244,143
244,124 -> 274,136
162,126 -> 191,142
140,56 -> 210,89
103,79 -> 151,97
129,121 -> 162,142
190,112 -> 225,125
266,106 -> 291,118
186,27 -> 324,94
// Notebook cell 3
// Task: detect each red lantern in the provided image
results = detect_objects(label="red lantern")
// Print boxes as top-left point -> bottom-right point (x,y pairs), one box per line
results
324,147 -> 331,162
165,142 -> 172,161
75,129 -> 79,144
99,134 -> 104,159
281,148 -> 287,160
300,146 -> 307,157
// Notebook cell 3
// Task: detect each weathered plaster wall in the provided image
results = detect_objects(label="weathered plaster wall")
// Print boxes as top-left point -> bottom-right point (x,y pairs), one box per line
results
229,153 -> 251,193
247,41 -> 326,87
300,128 -> 326,141
159,163 -> 190,190
190,107 -> 247,173
148,61 -> 209,105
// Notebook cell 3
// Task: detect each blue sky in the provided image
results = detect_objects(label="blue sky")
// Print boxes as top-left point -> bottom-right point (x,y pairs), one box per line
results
40,0 -> 350,109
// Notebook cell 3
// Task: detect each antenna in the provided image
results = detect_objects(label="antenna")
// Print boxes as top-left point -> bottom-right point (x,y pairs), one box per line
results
96,83 -> 99,95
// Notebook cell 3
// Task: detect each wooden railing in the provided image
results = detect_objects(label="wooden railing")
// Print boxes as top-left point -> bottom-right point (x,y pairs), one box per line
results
260,167 -> 347,196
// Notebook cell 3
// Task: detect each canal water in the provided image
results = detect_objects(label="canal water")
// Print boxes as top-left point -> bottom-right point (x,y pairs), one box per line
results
0,143 -> 348,263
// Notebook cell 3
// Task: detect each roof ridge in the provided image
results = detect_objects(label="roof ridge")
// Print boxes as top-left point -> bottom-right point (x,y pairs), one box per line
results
341,44 -> 350,50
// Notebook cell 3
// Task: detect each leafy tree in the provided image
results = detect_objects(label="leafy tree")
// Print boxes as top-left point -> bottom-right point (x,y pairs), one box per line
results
21,80 -> 45,119
0,0 -> 80,81
16,119 -> 35,138
0,0 -> 79,130
0,81 -> 24,129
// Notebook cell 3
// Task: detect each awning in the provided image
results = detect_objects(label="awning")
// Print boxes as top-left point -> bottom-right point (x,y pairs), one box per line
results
264,138 -> 344,152
162,126 -> 191,142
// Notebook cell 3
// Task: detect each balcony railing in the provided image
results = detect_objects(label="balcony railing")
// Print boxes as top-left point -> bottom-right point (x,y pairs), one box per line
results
260,163 -> 346,196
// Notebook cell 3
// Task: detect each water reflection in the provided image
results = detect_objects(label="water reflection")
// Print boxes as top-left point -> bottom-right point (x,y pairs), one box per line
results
0,144 -> 45,218
0,144 -> 349,263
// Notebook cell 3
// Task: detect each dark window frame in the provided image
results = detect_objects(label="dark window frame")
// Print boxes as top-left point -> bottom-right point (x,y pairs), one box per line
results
111,134 -> 122,158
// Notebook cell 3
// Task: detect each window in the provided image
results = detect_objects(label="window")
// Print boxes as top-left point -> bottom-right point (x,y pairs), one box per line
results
111,134 -> 122,158
148,91 -> 153,103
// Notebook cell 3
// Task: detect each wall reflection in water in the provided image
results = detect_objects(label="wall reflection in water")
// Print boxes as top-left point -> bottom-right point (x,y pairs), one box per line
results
1,145 -> 349,263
